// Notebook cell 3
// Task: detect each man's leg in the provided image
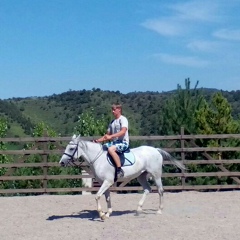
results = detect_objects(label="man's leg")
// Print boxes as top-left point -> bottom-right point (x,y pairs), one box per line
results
108,146 -> 124,178
108,145 -> 121,168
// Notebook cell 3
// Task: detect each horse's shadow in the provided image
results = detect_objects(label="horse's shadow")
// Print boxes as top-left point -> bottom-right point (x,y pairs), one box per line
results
46,209 -> 136,222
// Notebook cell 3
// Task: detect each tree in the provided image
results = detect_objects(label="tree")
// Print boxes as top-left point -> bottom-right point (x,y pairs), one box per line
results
195,92 -> 240,155
9,122 -> 57,192
192,92 -> 240,185
159,78 -> 204,135
74,108 -> 108,136
0,118 -> 8,138
0,118 -> 9,177
195,92 -> 240,135
9,122 -> 84,194
32,122 -> 83,192
158,79 -> 205,186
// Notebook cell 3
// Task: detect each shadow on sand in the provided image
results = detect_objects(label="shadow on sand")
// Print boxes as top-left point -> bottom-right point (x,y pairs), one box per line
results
46,209 -> 137,222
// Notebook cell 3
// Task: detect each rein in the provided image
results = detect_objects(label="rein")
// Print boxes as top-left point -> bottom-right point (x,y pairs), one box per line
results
82,141 -> 104,165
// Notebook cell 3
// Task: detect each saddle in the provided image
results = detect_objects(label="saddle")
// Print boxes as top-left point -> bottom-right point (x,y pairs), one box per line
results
106,148 -> 136,167
106,148 -> 136,182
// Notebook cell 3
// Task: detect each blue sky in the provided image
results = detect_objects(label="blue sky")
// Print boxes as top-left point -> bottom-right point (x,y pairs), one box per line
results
1,0 -> 240,99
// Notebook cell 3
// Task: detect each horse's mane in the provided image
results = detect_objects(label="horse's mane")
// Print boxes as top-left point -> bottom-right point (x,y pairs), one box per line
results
80,140 -> 103,152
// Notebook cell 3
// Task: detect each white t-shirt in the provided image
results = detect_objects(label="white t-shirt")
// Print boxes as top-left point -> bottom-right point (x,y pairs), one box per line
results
107,115 -> 129,143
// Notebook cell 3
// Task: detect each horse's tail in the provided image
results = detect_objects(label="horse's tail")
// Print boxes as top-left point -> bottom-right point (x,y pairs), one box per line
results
156,148 -> 186,171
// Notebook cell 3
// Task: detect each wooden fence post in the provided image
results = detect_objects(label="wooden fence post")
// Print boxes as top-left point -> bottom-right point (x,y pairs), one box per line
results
42,132 -> 48,194
180,127 -> 186,188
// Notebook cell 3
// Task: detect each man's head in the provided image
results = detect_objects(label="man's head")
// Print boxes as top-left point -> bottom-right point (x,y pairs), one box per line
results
111,104 -> 122,118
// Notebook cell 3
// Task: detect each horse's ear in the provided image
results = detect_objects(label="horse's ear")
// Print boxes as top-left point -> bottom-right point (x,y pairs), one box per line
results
72,134 -> 77,139
76,135 -> 81,141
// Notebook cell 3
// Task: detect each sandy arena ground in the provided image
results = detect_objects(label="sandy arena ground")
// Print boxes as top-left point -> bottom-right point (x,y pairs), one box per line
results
0,191 -> 239,240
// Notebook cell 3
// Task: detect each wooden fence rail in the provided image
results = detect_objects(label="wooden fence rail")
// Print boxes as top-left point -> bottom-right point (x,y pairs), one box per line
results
0,131 -> 240,194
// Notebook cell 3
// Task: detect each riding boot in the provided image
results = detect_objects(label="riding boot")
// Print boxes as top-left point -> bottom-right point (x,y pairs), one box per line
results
117,168 -> 124,178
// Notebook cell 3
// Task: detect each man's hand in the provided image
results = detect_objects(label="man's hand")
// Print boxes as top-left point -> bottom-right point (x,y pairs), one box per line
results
104,134 -> 112,141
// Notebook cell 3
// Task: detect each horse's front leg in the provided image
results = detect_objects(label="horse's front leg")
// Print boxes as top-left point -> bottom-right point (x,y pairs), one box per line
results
104,189 -> 112,218
95,180 -> 113,220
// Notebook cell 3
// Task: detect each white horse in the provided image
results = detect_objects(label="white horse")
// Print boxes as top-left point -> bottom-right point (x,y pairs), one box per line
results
59,135 -> 186,220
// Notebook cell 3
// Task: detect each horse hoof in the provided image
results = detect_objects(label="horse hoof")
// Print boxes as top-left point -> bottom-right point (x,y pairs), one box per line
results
156,210 -> 162,214
100,214 -> 106,220
135,211 -> 141,216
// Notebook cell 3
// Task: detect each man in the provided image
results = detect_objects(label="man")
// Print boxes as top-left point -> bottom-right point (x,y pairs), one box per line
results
94,104 -> 129,178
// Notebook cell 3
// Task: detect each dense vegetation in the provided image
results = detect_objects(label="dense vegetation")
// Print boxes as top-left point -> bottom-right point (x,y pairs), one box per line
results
1,79 -> 240,137
1,79 -> 240,193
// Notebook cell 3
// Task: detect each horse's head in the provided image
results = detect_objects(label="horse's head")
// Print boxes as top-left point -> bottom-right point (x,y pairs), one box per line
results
59,134 -> 83,167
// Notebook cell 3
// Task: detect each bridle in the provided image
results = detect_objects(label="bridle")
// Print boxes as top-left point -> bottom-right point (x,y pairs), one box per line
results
63,141 -> 104,166
63,142 -> 84,167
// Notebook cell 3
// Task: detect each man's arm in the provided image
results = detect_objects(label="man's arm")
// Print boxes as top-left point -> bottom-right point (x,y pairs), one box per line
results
94,127 -> 127,142
104,127 -> 127,141
95,131 -> 111,143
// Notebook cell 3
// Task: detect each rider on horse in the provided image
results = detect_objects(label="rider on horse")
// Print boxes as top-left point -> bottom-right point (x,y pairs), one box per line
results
94,104 -> 129,179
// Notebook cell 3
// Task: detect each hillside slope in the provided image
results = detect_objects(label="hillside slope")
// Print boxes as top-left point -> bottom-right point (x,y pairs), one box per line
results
1,88 -> 240,137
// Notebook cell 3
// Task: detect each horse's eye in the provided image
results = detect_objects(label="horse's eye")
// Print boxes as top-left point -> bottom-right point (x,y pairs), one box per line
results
70,148 -> 75,151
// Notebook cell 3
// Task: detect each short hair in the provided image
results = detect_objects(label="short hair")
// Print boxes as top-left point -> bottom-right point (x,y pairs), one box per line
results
112,104 -> 122,113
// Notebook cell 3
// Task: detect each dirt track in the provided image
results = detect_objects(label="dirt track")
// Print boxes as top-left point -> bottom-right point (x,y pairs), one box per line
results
0,191 -> 239,240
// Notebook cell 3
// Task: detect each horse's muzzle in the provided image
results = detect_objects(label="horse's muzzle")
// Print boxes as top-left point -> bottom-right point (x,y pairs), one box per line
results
60,161 -> 65,167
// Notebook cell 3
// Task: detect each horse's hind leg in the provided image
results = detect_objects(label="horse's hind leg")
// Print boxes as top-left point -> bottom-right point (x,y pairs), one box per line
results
136,171 -> 151,215
154,176 -> 164,214
104,189 -> 112,218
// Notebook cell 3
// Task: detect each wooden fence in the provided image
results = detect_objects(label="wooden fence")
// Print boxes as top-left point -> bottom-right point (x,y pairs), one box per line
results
1,130 -> 240,195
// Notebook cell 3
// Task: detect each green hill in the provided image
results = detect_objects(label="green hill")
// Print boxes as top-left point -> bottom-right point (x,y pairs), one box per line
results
1,87 -> 240,137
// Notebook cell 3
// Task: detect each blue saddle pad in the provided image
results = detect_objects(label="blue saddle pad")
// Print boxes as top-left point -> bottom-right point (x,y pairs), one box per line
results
107,150 -> 135,167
